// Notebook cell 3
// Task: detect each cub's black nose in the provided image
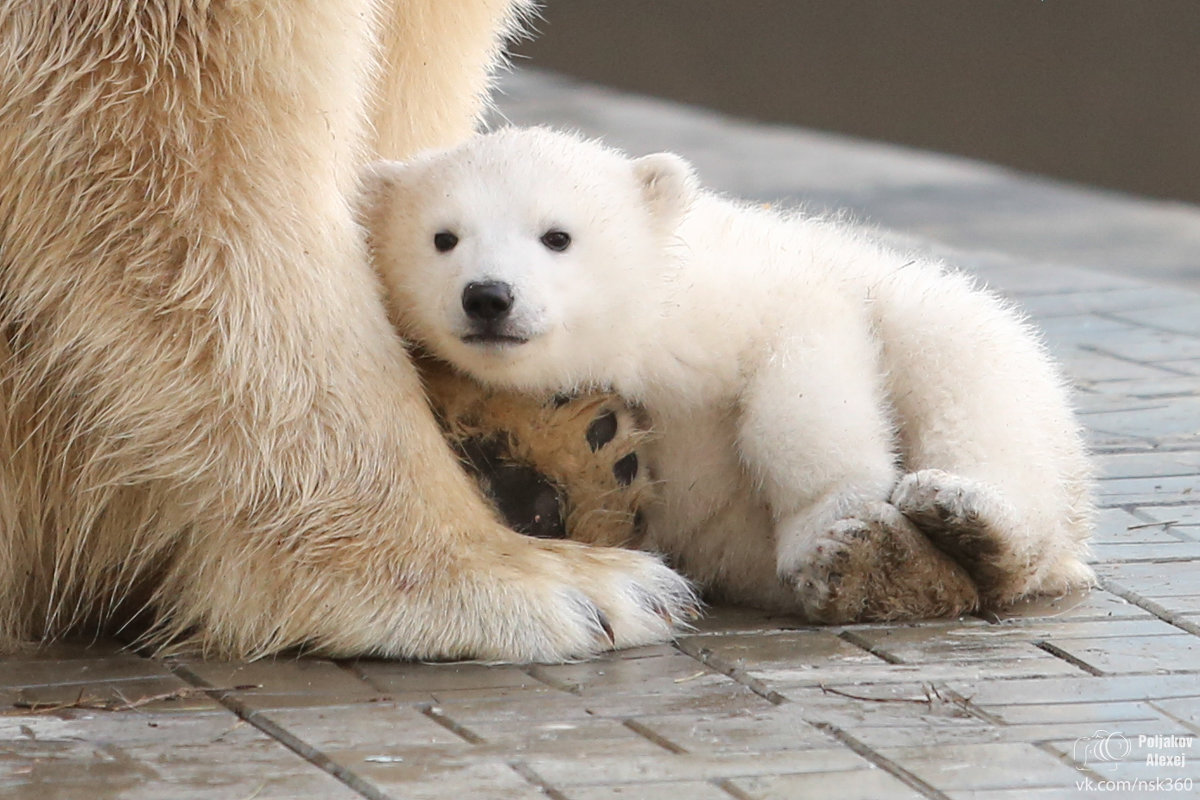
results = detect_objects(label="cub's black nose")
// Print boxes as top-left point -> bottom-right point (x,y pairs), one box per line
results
462,281 -> 514,322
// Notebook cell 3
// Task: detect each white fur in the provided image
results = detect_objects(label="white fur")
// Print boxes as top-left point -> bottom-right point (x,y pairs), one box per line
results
366,127 -> 1095,615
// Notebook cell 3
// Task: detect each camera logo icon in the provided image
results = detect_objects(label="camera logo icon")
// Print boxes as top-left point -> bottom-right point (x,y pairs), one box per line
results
1073,730 -> 1131,772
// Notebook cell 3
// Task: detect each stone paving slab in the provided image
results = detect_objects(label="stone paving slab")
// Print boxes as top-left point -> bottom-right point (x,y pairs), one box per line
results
3,69 -> 1199,798
0,710 -> 360,800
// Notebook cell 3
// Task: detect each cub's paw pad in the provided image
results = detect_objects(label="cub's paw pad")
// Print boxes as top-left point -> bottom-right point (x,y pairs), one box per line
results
783,503 -> 979,624
586,410 -> 619,451
785,516 -> 884,624
891,469 -> 1021,593
891,469 -> 990,532
612,452 -> 639,486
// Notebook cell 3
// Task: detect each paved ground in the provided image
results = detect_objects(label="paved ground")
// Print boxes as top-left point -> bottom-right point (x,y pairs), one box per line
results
3,71 -> 1199,799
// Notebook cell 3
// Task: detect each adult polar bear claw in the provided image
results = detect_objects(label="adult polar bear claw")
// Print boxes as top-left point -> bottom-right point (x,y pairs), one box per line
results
0,2 -> 695,662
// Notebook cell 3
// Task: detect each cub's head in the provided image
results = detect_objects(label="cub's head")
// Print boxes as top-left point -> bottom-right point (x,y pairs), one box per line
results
361,127 -> 696,392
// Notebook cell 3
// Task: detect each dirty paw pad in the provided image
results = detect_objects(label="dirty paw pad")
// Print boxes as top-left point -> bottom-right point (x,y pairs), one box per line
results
785,503 -> 979,624
891,469 -> 1028,600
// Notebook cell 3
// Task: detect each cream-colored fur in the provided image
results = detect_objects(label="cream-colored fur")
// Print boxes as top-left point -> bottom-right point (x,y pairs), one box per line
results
366,127 -> 1095,622
0,4 -> 694,661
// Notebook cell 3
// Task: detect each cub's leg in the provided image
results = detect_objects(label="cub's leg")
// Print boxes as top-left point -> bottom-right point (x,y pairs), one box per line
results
873,266 -> 1095,606
735,294 -> 977,622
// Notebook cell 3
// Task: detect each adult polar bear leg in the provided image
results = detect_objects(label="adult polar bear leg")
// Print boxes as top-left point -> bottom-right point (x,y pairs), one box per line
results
876,266 -> 1095,607
370,0 -> 534,157
735,292 -> 978,622
0,2 -> 692,660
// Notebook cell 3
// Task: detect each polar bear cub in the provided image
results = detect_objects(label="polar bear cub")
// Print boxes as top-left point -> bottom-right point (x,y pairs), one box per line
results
363,127 -> 1095,622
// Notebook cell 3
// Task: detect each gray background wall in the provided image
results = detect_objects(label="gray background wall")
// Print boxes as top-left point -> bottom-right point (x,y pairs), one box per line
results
514,1 -> 1200,205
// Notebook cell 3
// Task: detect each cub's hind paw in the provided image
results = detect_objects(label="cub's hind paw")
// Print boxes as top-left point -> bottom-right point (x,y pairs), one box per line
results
786,515 -> 876,624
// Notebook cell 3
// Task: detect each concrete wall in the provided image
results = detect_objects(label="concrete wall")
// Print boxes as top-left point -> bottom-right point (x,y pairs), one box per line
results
515,1 -> 1200,204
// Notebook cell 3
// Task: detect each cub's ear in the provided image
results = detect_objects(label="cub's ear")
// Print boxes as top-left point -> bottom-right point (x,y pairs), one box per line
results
356,159 -> 408,224
632,152 -> 697,227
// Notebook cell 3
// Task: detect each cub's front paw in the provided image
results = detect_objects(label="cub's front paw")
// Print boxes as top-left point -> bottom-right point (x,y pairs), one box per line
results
781,502 -> 978,624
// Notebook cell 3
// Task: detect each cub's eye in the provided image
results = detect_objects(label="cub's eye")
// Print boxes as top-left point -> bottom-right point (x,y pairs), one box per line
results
433,231 -> 458,252
540,230 -> 571,252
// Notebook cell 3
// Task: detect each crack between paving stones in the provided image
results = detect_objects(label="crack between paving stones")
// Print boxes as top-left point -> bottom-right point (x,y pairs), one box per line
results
1077,403 -> 1175,416
419,703 -> 487,744
1033,641 -> 1105,676
622,718 -> 687,754
1033,739 -> 1108,784
807,721 -> 954,800
1097,575 -> 1200,636
1092,443 -> 1200,455
1104,499 -> 1200,510
422,703 -> 568,800
922,686 -> 1007,726
674,638 -> 788,706
621,720 -> 760,800
524,664 -> 582,694
1095,309 -> 1200,340
711,777 -> 760,800
674,635 -> 963,799
169,662 -> 391,800
507,760 -> 571,800
1103,475 -> 1200,487
837,629 -> 905,664
1121,391 -> 1200,401
1076,344 -> 1195,377
1090,554 -> 1200,564
1148,700 -> 1200,736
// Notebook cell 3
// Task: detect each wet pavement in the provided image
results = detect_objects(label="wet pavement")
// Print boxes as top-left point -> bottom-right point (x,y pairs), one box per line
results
3,70 -> 1199,799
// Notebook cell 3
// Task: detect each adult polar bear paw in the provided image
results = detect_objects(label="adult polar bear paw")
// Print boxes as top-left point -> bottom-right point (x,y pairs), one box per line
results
1,0 -> 690,663
463,539 -> 698,661
784,502 -> 979,624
